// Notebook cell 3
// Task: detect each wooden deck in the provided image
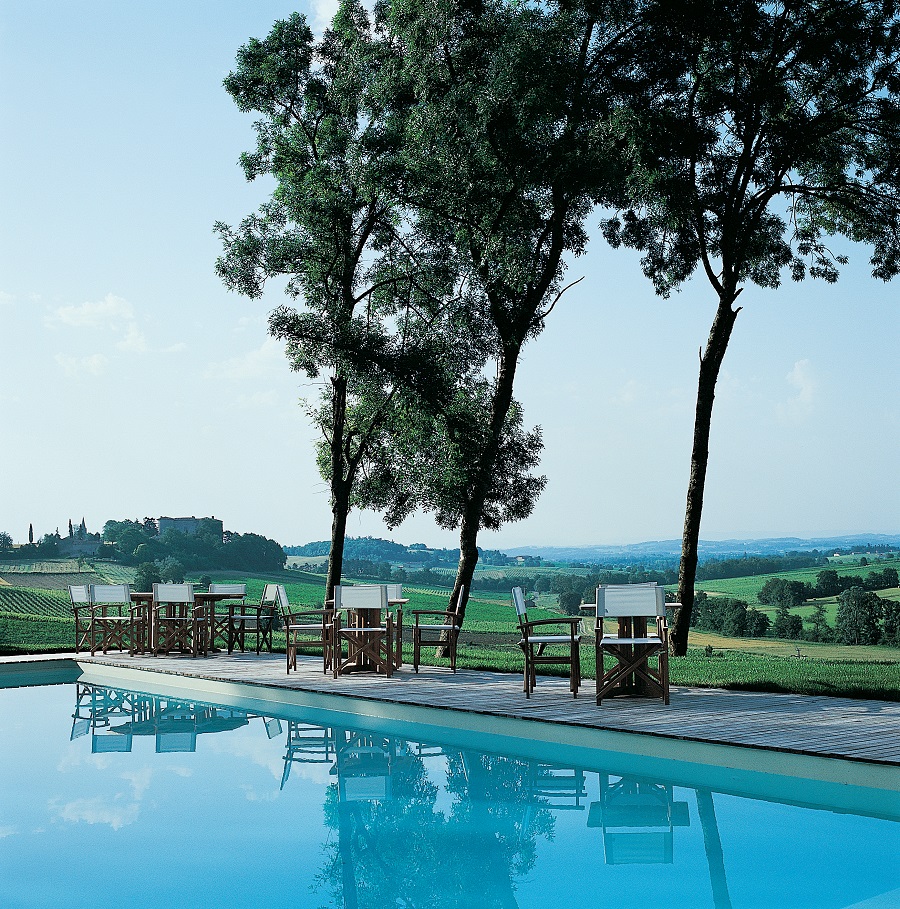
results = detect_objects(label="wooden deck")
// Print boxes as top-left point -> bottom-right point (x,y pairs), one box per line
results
36,650 -> 899,769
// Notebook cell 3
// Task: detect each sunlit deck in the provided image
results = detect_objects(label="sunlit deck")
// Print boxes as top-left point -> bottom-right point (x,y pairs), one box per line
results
10,650 -> 896,771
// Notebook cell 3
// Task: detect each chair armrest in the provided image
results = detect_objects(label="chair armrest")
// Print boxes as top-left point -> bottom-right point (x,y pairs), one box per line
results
409,609 -> 457,620
522,617 -> 582,629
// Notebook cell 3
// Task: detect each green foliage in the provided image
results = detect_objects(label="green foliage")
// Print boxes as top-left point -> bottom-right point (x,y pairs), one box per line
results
835,587 -> 884,646
133,562 -> 162,593
0,612 -> 74,654
691,592 -> 770,638
758,578 -> 809,609
102,518 -> 285,572
217,5 -> 464,594
158,557 -> 185,584
772,604 -> 804,641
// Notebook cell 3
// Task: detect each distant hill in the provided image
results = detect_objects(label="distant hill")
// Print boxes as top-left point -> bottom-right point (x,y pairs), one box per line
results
503,534 -> 900,563
285,533 -> 900,568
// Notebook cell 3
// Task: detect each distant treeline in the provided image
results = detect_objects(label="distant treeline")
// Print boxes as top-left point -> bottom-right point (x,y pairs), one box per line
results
99,519 -> 286,573
285,536 -> 535,567
695,551 -> 827,579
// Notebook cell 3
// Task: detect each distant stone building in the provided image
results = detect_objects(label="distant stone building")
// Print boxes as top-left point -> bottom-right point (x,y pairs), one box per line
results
58,517 -> 101,557
158,516 -> 224,540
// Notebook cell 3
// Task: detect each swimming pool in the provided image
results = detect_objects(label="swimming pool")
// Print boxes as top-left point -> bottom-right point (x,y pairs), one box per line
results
1,663 -> 898,909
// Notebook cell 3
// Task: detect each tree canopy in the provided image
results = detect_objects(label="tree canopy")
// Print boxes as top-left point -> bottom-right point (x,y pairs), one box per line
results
602,0 -> 900,652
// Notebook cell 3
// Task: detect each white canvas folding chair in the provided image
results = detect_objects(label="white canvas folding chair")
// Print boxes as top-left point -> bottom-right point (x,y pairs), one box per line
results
335,733 -> 396,802
588,775 -> 690,864
595,583 -> 672,705
278,583 -> 334,673
207,583 -> 246,652
69,584 -> 94,654
332,585 -> 393,678
152,583 -> 206,657
88,584 -> 135,655
512,586 -> 581,698
410,586 -> 465,673
228,583 -> 277,654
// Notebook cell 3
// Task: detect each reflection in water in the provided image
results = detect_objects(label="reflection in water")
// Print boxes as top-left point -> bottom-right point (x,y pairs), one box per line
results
589,775 -> 691,864
70,684 -> 721,908
61,683 -> 899,909
71,683 -> 282,754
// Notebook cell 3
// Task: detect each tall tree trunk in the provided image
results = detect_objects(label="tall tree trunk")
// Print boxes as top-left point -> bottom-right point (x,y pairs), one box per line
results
671,294 -> 740,655
451,507 -> 481,611
326,490 -> 350,600
326,374 -> 349,600
450,345 -> 521,628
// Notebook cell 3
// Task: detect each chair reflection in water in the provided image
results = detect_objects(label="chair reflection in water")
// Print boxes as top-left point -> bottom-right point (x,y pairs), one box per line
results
70,683 -> 280,754
588,774 -> 690,864
332,731 -> 400,802
70,682 -> 151,753
280,722 -> 336,789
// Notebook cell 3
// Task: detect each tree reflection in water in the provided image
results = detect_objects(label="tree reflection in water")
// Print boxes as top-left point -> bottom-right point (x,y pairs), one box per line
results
314,733 -> 555,909
71,685 -> 733,909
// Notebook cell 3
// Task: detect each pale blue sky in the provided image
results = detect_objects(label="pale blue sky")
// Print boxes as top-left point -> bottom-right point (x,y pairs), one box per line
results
1,1 -> 897,550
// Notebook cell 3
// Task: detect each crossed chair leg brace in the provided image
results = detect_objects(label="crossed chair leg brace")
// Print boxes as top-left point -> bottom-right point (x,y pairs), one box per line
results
333,614 -> 394,678
595,641 -> 670,705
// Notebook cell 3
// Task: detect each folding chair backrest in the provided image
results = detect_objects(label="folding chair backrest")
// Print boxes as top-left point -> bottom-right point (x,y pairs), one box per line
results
152,583 -> 195,604
384,584 -> 403,600
335,585 -> 387,611
597,584 -> 666,618
275,584 -> 291,617
68,585 -> 90,606
208,583 -> 246,597
512,587 -> 528,625
89,584 -> 131,605
450,585 -> 467,618
261,583 -> 280,607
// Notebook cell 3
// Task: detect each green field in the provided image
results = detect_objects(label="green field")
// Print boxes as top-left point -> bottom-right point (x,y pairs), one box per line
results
3,560 -> 899,700
696,557 -> 900,605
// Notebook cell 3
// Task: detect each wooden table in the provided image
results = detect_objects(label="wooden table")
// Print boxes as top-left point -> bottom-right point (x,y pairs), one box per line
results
131,591 -> 238,655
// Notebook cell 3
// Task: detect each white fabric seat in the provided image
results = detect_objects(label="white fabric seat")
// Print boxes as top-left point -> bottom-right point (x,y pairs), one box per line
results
524,633 -> 583,645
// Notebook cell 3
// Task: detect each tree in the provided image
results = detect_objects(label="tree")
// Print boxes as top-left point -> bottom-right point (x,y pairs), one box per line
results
772,603 -> 803,640
35,533 -> 60,557
0,531 -> 12,551
882,599 -> 900,646
835,586 -> 883,645
217,5 -> 456,597
27,524 -> 33,545
373,0 -> 632,620
815,569 -> 842,597
603,0 -> 900,653
133,562 -> 162,593
807,602 -> 832,642
758,578 -> 807,609
157,557 -> 185,584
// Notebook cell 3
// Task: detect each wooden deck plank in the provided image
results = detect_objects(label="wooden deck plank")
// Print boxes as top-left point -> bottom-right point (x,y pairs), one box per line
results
16,651 -> 900,766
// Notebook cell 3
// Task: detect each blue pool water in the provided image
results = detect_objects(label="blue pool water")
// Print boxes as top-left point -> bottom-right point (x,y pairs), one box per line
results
0,672 -> 898,909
